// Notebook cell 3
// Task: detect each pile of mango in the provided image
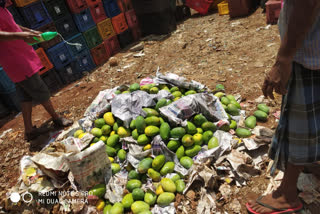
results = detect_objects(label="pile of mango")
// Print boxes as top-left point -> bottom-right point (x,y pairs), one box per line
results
81,83 -> 270,213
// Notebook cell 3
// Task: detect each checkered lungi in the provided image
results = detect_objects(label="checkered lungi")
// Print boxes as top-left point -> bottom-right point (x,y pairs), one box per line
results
269,62 -> 320,174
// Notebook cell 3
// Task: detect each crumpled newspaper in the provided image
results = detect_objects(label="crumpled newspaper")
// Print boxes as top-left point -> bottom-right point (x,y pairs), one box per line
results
126,143 -> 151,169
195,131 -> 236,163
111,91 -> 156,127
152,204 -> 176,214
60,134 -> 94,153
160,93 -> 229,127
84,87 -> 118,119
184,163 -> 217,194
151,135 -> 189,176
154,72 -> 206,91
31,152 -> 69,185
226,149 -> 260,180
66,141 -> 111,190
197,187 -> 217,214
105,171 -> 128,203
297,173 -> 320,204
15,156 -> 55,194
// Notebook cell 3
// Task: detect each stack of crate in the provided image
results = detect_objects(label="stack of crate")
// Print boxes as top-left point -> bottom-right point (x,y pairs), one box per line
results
4,0 -> 141,95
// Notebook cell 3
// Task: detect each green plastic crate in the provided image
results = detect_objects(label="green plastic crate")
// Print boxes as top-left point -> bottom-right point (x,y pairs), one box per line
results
83,27 -> 103,49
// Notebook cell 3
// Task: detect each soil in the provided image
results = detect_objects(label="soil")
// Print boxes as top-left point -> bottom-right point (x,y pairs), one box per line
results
0,8 -> 284,213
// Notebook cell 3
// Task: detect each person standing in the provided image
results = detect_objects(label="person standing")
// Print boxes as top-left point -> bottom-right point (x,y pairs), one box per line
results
246,0 -> 320,213
0,2 -> 73,141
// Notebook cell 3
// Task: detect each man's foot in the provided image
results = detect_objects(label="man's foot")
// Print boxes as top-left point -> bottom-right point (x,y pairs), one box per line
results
246,191 -> 302,214
25,126 -> 49,141
53,117 -> 73,128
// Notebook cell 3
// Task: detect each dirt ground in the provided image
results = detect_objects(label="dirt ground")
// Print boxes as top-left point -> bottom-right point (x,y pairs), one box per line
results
0,8 -> 283,213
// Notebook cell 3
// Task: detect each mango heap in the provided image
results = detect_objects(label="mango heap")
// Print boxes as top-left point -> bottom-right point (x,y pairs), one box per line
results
82,83 -> 270,213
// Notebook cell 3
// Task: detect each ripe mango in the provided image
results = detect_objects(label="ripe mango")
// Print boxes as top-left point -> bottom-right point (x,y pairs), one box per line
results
145,126 -> 160,137
160,178 -> 176,193
152,155 -> 166,171
103,112 -> 115,126
157,192 -> 175,206
160,162 -> 175,176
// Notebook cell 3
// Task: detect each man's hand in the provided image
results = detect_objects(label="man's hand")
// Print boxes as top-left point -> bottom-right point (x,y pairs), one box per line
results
262,58 -> 292,99
16,31 -> 41,44
18,25 -> 42,34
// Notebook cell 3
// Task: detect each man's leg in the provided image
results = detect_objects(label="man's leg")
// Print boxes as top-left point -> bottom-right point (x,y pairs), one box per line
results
41,99 -> 73,127
41,99 -> 59,120
248,163 -> 303,213
21,101 -> 33,134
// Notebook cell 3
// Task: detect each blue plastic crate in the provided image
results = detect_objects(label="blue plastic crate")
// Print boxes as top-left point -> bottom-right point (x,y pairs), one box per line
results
0,67 -> 16,94
44,0 -> 70,21
72,8 -> 96,32
46,42 -> 72,69
103,0 -> 121,18
56,61 -> 83,84
67,34 -> 88,57
7,5 -> 26,27
55,14 -> 79,40
18,1 -> 52,29
74,50 -> 96,72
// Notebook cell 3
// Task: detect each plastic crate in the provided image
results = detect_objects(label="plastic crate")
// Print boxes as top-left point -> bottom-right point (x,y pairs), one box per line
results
40,69 -> 63,93
266,0 -> 281,24
65,0 -> 88,13
43,0 -> 69,21
117,28 -> 133,48
111,13 -> 128,34
136,9 -> 176,35
175,5 -> 191,22
116,0 -> 125,12
56,62 -> 82,84
83,26 -> 103,49
67,34 -> 89,57
211,0 -> 224,9
73,8 -> 96,32
218,1 -> 229,15
86,0 -> 102,7
131,0 -> 171,14
0,67 -> 16,94
7,5 -> 26,27
18,1 -> 52,29
14,0 -> 37,7
55,14 -> 79,40
36,22 -> 62,50
35,48 -> 54,75
103,0 -> 121,18
74,50 -> 96,72
0,100 -> 10,118
122,0 -> 133,11
90,43 -> 110,65
185,0 -> 213,15
228,0 -> 252,18
0,91 -> 20,112
125,9 -> 138,28
97,18 -> 116,40
46,42 -> 73,69
89,2 -> 107,23
104,36 -> 121,55
130,25 -> 141,41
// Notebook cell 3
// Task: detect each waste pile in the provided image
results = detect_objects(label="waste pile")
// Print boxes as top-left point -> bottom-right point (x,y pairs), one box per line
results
5,72 -> 274,213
